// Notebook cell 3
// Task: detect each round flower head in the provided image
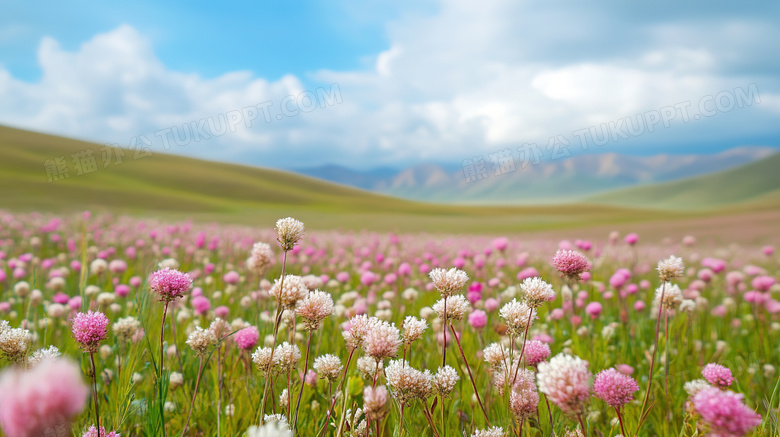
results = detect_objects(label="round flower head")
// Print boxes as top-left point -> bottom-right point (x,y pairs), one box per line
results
246,420 -> 293,437
275,217 -> 305,251
385,359 -> 433,403
429,268 -> 469,297
657,255 -> 684,282
0,358 -> 89,437
432,365 -> 460,397
537,353 -> 592,418
0,325 -> 31,363
274,342 -> 301,372
247,242 -> 273,274
472,427 -> 505,437
684,379 -> 711,397
363,385 -> 388,420
523,340 -> 551,366
520,277 -> 556,307
342,315 -> 379,350
593,368 -> 639,408
363,320 -> 402,360
295,290 -> 334,330
252,347 -> 278,375
433,294 -> 471,323
313,354 -> 343,382
234,326 -> 260,351
71,311 -> 109,353
552,250 -> 591,279
510,369 -> 539,420
402,316 -> 428,344
28,345 -> 62,367
186,326 -> 217,356
269,275 -> 309,309
83,426 -> 120,437
701,363 -> 734,389
113,316 -> 141,343
357,356 -> 384,380
499,299 -> 537,335
692,387 -> 761,437
655,283 -> 683,310
149,268 -> 192,303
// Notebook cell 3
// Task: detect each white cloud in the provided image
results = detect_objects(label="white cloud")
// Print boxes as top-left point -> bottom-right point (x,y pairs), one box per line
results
0,2 -> 779,168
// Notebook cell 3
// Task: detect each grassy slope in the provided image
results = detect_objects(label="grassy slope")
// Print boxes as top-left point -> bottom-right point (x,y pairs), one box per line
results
589,152 -> 780,209
0,124 -> 771,233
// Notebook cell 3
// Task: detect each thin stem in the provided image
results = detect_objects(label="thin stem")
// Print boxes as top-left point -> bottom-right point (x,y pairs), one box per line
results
637,281 -> 666,434
543,394 -> 555,436
293,331 -> 313,432
615,407 -> 627,437
449,324 -> 490,424
664,310 -> 669,401
321,348 -> 355,437
420,399 -> 442,437
511,310 -> 535,386
399,402 -> 406,437
181,356 -> 205,436
440,394 -> 446,437
259,250 -> 289,423
90,352 -> 102,437
159,301 -> 169,437
577,415 -> 586,437
442,296 -> 448,367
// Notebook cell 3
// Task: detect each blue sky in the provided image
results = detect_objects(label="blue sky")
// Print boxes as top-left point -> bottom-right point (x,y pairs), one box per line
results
1,0 -> 779,168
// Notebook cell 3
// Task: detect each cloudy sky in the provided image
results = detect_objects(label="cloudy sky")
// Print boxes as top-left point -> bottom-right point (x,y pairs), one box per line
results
1,0 -> 779,169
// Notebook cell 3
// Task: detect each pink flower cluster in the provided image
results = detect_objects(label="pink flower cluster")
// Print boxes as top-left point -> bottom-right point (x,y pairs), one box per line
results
692,388 -> 761,436
0,358 -> 89,437
701,363 -> 734,389
234,326 -> 260,350
593,368 -> 639,408
71,311 -> 109,353
83,426 -> 121,437
551,250 -> 592,279
149,267 -> 192,302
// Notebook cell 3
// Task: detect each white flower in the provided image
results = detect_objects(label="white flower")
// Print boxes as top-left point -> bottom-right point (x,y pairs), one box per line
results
246,421 -> 292,437
432,365 -> 459,396
186,327 -> 216,355
429,268 -> 469,297
499,299 -> 537,335
520,277 -> 556,307
657,255 -> 684,281
472,427 -> 505,437
275,217 -> 305,251
402,316 -> 427,344
432,295 -> 471,322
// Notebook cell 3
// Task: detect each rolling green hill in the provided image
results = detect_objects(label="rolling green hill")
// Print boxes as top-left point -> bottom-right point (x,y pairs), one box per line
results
0,124 -> 774,233
589,152 -> 780,209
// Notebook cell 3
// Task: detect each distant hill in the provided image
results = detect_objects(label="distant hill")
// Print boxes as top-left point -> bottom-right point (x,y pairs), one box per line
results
589,152 -> 780,209
292,147 -> 775,204
0,124 -> 682,233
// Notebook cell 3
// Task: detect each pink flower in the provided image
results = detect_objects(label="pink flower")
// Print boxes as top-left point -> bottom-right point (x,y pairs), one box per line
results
149,268 -> 192,302
763,245 -> 775,256
492,237 -> 509,251
593,368 -> 639,408
624,233 -> 639,245
234,326 -> 260,350
0,358 -> 89,437
517,267 -> 539,281
693,388 -> 760,437
537,353 -> 592,417
114,284 -> 130,297
751,275 -> 775,292
634,301 -> 646,311
616,364 -> 634,375
214,305 -> 229,318
71,311 -> 109,353
223,271 -> 240,285
552,250 -> 591,279
585,302 -> 602,319
523,340 -> 551,366
484,298 -> 500,312
702,363 -> 734,389
468,310 -> 488,330
191,296 -> 211,315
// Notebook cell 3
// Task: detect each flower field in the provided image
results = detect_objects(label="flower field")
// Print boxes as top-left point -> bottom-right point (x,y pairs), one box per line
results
0,211 -> 778,437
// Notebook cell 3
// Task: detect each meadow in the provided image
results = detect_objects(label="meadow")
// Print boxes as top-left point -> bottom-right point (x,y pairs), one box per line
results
0,211 -> 778,437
